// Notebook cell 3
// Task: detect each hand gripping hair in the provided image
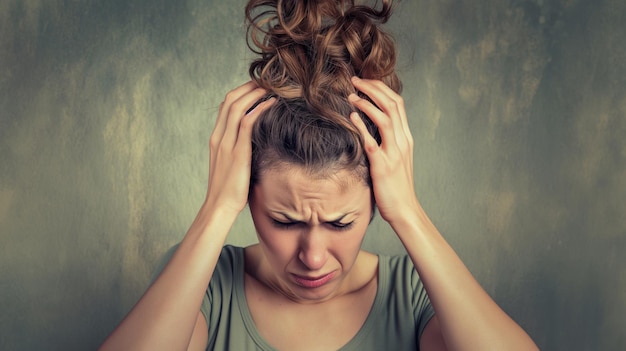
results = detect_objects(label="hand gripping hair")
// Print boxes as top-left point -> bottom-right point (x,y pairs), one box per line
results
245,0 -> 400,187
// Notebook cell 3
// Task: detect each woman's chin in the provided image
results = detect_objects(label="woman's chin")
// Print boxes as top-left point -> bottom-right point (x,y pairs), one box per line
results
280,273 -> 345,304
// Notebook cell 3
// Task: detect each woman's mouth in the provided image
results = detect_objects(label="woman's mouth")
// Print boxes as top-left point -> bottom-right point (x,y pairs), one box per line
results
291,272 -> 336,288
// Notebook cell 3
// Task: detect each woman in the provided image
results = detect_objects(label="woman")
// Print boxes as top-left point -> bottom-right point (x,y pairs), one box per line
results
100,0 -> 538,350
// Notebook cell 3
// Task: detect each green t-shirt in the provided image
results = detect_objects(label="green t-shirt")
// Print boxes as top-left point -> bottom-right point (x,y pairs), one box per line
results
199,245 -> 435,351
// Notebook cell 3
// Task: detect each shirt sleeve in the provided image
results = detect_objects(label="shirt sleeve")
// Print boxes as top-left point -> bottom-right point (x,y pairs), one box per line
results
410,262 -> 436,339
395,255 -> 436,340
150,244 -> 213,319
150,243 -> 220,351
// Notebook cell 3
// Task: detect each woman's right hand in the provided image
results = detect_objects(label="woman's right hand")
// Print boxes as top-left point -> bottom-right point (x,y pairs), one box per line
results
98,82 -> 275,351
205,81 -> 275,216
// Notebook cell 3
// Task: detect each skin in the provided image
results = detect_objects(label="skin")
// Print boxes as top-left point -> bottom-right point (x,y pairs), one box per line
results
247,167 -> 374,303
244,169 -> 381,350
348,77 -> 538,350
99,81 -> 275,350
99,78 -> 539,351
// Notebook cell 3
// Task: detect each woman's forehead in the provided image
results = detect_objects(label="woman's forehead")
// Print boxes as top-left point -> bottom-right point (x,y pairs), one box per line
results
266,166 -> 364,188
252,168 -> 372,218
259,163 -> 368,188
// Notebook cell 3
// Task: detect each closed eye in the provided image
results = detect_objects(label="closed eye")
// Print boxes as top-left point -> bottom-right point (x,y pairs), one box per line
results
271,219 -> 301,229
328,221 -> 354,231
271,219 -> 354,231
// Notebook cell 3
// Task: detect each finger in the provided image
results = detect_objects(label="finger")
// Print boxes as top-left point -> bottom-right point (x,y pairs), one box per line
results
209,81 -> 260,185
351,77 -> 399,117
220,87 -> 269,149
348,93 -> 396,152
350,112 -> 380,157
210,81 -> 258,152
353,78 -> 414,171
233,97 -> 276,161
351,77 -> 411,150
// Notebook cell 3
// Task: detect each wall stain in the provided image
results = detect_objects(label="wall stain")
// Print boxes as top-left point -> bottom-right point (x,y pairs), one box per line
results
455,5 -> 549,137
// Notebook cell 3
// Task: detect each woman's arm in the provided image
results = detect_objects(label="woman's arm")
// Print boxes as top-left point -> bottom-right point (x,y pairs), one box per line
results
99,82 -> 274,351
349,77 -> 538,351
389,199 -> 537,351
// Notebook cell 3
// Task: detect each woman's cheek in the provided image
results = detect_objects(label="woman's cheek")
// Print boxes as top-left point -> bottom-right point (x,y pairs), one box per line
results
257,221 -> 296,258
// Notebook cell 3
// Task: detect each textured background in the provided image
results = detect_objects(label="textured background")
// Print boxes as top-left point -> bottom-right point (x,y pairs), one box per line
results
1,0 -> 624,350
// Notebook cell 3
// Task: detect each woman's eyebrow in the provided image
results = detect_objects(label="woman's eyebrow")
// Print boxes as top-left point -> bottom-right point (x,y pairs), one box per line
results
270,212 -> 301,222
325,214 -> 350,223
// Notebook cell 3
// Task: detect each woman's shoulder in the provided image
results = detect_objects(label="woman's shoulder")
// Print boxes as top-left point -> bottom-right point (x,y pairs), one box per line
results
213,244 -> 246,275
371,250 -> 414,272
374,251 -> 426,292
220,244 -> 244,259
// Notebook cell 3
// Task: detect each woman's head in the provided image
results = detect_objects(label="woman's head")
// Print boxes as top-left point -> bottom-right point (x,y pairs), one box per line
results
245,0 -> 400,187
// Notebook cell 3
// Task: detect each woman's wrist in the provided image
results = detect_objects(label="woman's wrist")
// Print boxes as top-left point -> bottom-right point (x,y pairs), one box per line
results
386,200 -> 439,244
382,195 -> 423,227
201,198 -> 241,221
184,200 -> 241,242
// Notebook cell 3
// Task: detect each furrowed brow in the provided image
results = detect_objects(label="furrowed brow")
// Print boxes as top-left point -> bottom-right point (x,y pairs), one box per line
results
271,212 -> 301,222
323,212 -> 358,223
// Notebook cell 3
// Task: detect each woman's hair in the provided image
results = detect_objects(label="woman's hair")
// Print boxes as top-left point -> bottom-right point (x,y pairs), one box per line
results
245,0 -> 400,186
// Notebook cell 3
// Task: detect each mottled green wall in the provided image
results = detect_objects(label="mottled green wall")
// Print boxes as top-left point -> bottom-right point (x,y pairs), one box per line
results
0,0 -> 624,350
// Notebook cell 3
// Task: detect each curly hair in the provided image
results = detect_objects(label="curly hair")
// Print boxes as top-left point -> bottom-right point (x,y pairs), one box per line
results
245,0 -> 400,186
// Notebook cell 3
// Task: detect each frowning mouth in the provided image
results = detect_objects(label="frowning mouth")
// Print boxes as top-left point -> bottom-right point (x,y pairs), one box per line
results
291,272 -> 336,288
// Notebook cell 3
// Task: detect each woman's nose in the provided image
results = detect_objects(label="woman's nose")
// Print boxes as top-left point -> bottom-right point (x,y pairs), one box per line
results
298,229 -> 328,271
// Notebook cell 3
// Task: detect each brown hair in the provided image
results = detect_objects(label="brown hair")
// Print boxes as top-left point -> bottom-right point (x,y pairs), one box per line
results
245,0 -> 400,186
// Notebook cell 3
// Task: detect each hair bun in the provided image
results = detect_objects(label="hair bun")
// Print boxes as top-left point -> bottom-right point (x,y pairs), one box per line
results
246,0 -> 401,106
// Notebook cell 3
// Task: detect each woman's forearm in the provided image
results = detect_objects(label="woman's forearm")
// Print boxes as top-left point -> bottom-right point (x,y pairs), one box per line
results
391,204 -> 538,351
99,203 -> 237,351
99,81 -> 273,350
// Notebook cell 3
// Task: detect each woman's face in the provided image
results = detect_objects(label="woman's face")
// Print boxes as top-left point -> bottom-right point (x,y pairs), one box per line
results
248,166 -> 373,303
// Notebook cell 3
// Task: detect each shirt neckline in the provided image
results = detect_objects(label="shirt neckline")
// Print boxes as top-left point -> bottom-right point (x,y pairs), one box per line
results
233,246 -> 388,351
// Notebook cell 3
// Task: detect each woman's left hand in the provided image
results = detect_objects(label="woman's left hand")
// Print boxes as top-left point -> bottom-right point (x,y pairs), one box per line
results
349,77 -> 420,227
350,78 -> 540,351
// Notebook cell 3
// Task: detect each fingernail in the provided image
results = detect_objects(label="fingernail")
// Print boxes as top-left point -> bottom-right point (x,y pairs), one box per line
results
351,76 -> 360,82
350,112 -> 363,125
348,93 -> 359,102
